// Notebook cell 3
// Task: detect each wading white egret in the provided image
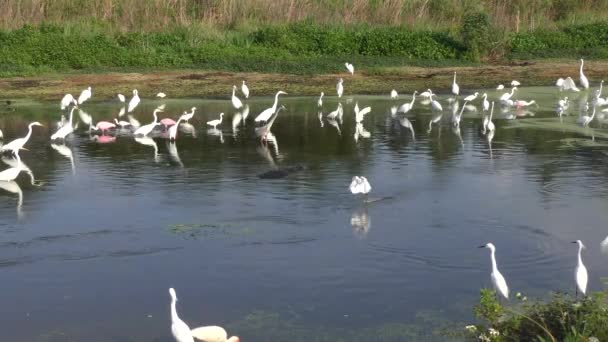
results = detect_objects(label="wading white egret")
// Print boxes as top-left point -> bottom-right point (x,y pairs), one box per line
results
337,78 -> 344,98
318,92 -> 324,107
241,80 -> 249,99
500,87 -> 517,102
577,105 -> 596,126
572,240 -> 588,296
114,118 -> 131,128
556,77 -> 580,92
390,89 -> 398,99
51,106 -> 75,141
580,58 -> 589,89
77,86 -> 92,105
181,107 -> 196,123
452,101 -> 467,127
117,93 -> 126,103
156,92 -> 166,98
349,176 -> 371,195
254,91 -> 287,123
128,89 -> 140,113
398,91 -> 417,114
452,72 -> 460,96
483,102 -> 495,134
1,122 -> 43,155
479,243 -> 509,300
430,94 -> 443,112
207,113 -> 224,129
134,109 -> 162,136
60,94 -> 77,110
231,85 -> 243,109
496,84 -> 504,90
482,93 -> 489,111
511,80 -> 521,87
345,62 -> 354,75
463,92 -> 479,102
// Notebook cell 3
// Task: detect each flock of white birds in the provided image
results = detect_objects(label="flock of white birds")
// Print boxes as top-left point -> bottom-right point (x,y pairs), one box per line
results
0,58 -> 605,341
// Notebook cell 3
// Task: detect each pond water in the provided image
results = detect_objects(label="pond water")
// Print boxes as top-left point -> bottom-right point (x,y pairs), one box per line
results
1,87 -> 608,341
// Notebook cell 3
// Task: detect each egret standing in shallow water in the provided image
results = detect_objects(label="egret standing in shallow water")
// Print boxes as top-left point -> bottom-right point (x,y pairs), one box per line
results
337,78 -> 344,98
572,240 -> 588,297
483,102 -> 496,134
577,104 -> 596,126
51,106 -> 75,141
479,243 -> 509,300
77,86 -> 92,105
1,122 -> 43,156
128,89 -> 140,113
452,72 -> 460,96
580,58 -> 589,89
207,113 -> 224,129
254,91 -> 287,123
463,92 -> 479,102
231,85 -> 243,109
134,108 -> 162,136
241,80 -> 249,99
169,117 -> 184,141
181,107 -> 196,123
482,93 -> 489,112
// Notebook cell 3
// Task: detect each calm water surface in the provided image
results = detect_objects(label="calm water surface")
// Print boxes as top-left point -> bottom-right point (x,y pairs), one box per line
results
1,87 -> 608,341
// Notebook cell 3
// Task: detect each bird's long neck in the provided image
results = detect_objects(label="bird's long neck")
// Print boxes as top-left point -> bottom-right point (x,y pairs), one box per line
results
153,112 -> 158,123
453,73 -> 456,82
577,244 -> 583,265
170,297 -> 179,323
490,249 -> 498,272
459,102 -> 467,117
590,107 -> 596,121
69,107 -> 75,125
489,103 -> 494,120
272,93 -> 280,111
232,87 -> 236,97
24,124 -> 34,142
580,60 -> 584,73
410,93 -> 416,106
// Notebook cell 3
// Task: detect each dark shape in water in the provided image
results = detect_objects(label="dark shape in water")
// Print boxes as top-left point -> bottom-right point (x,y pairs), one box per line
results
258,165 -> 304,179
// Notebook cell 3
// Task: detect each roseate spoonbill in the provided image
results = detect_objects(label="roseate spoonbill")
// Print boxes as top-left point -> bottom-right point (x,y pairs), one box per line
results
1,122 -> 43,155
160,118 -> 177,128
572,240 -> 588,296
254,91 -> 287,123
479,243 -> 509,300
93,121 -> 116,135
206,113 -> 224,129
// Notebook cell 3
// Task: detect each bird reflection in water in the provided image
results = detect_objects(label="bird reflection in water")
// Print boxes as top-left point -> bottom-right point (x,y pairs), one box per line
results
351,206 -> 371,239
179,123 -> 197,138
51,143 -> 76,175
207,128 -> 224,144
2,156 -> 42,186
354,123 -> 371,143
0,180 -> 23,218
398,116 -> 415,141
167,141 -> 184,168
135,137 -> 160,163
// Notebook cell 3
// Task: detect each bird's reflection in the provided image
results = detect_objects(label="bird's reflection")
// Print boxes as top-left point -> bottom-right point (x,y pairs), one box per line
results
318,111 -> 324,127
179,123 -> 197,138
390,106 -> 398,118
398,116 -> 415,141
207,128 -> 224,144
241,104 -> 250,121
118,107 -> 126,117
601,235 -> 608,254
135,137 -> 160,163
2,156 -> 41,186
166,141 -> 183,168
78,109 -> 93,131
232,111 -> 243,137
0,180 -> 23,218
128,115 -> 141,129
351,206 -> 371,239
51,143 -> 76,175
354,123 -> 371,142
327,118 -> 341,136
486,129 -> 494,159
427,112 -> 443,133
452,125 -> 464,147
464,104 -> 478,112
90,134 -> 116,144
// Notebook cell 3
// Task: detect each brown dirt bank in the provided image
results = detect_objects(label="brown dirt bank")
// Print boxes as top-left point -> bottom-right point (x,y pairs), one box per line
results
1,61 -> 608,102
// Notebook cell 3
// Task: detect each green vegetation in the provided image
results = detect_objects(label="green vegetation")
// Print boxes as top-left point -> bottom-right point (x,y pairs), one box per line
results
467,289 -> 608,342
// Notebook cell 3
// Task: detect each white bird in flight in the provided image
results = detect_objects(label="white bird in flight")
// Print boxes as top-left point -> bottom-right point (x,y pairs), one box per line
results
479,242 -> 509,300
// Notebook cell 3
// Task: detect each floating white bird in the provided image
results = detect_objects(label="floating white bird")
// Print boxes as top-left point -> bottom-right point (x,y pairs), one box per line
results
128,89 -> 141,113
577,105 -> 596,126
327,103 -> 343,120
572,240 -> 588,296
60,94 -> 77,110
479,243 -> 509,300
0,155 -> 22,182
398,91 -> 417,114
345,62 -> 354,75
169,288 -> 239,342
337,78 -> 344,98
207,113 -> 224,129
134,108 -> 162,136
349,176 -> 371,195
241,80 -> 249,99
580,58 -> 589,89
181,107 -> 196,123
556,77 -> 580,92
51,106 -> 75,141
500,87 -> 517,102
390,89 -> 398,99
254,91 -> 287,123
496,84 -> 505,90
482,93 -> 489,111
430,94 -> 443,112
117,93 -> 126,103
77,86 -> 92,105
511,80 -> 521,87
354,104 -> 371,123
1,122 -> 43,155
452,72 -> 460,96
231,85 -> 243,109
318,92 -> 324,107
156,92 -> 166,98
463,92 -> 479,102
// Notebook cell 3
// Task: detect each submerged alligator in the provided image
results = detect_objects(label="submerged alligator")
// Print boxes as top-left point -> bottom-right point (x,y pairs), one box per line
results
257,165 -> 305,179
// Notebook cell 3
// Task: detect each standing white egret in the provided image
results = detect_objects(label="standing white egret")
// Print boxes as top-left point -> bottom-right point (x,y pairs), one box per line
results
318,92 -> 324,107
0,155 -> 22,182
114,118 -> 131,128
479,243 -> 509,300
241,80 -> 250,99
452,72 -> 460,96
556,77 -> 580,92
345,62 -> 354,75
500,87 -> 517,102
577,105 -> 596,126
390,89 -> 398,99
156,92 -> 166,98
77,86 -> 92,105
231,85 -> 243,109
60,94 -> 77,110
496,84 -> 505,90
127,89 -> 140,113
327,103 -> 343,120
420,89 -> 433,98
206,113 -> 224,129
463,92 -> 479,102
482,93 -> 489,112
117,93 -> 126,103
1,122 -> 43,155
181,107 -> 196,123
511,80 -> 521,87
398,91 -> 417,114
483,102 -> 496,134
452,101 -> 467,127
572,240 -> 588,296
254,91 -> 287,123
51,106 -> 76,141
430,94 -> 443,112
337,78 -> 344,98
349,176 -> 371,195
134,109 -> 162,136
580,59 -> 589,89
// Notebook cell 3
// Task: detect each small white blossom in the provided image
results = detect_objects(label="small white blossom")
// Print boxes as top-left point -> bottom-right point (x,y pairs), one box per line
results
489,328 -> 500,337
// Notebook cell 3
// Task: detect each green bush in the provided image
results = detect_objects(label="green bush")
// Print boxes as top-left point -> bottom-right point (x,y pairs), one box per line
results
460,12 -> 492,61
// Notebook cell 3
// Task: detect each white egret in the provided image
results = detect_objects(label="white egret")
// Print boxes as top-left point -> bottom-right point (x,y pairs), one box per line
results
577,105 -> 596,126
482,93 -> 489,111
241,80 -> 249,99
420,89 -> 433,98
1,122 -> 43,155
327,103 -> 343,120
181,107 -> 196,123
500,87 -> 517,102
337,78 -> 344,98
169,117 -> 184,141
452,101 -> 467,127
345,62 -> 354,75
156,92 -> 166,98
206,113 -> 224,129
318,111 -> 324,127
114,118 -> 131,128
355,104 -> 371,123
127,89 -> 140,113
483,102 -> 496,134
60,94 -> 77,110
452,72 -> 460,96
572,240 -> 588,296
556,77 -> 580,92
511,80 -> 521,87
134,109 -> 162,136
398,91 -> 417,114
77,86 -> 92,105
390,89 -> 398,99
349,176 -> 371,195
117,93 -> 126,103
254,91 -> 287,123
463,92 -> 479,102
231,85 -> 243,109
479,243 -> 509,300
496,84 -> 504,90
580,59 -> 589,89
0,155 -> 22,182
318,92 -> 324,107
430,94 -> 443,112
51,106 -> 76,141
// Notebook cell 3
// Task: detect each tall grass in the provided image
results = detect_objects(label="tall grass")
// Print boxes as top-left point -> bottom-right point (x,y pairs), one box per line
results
2,0 -> 608,32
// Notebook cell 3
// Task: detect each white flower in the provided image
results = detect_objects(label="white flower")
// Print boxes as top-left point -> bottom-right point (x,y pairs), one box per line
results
479,334 -> 491,342
489,328 -> 500,337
